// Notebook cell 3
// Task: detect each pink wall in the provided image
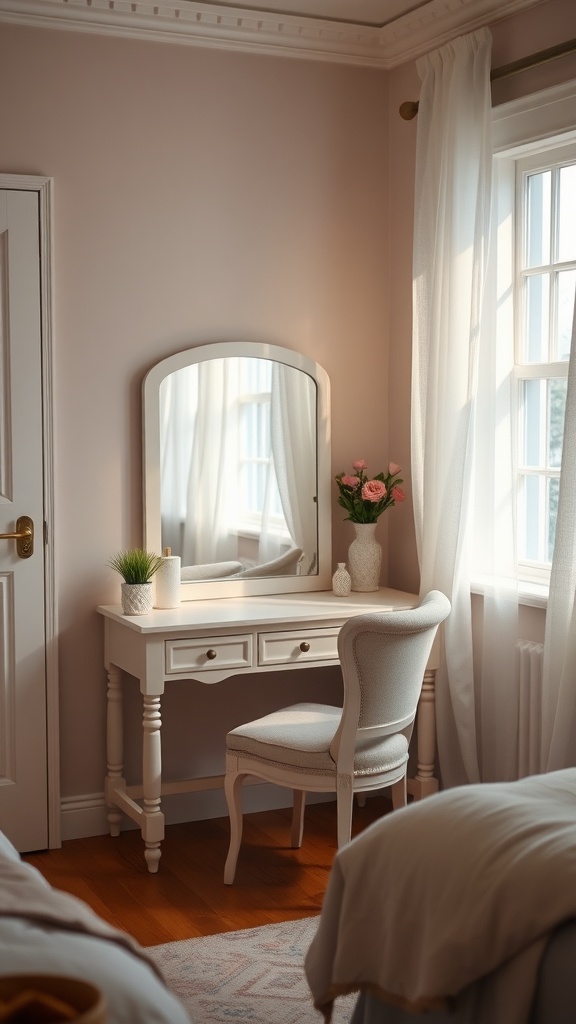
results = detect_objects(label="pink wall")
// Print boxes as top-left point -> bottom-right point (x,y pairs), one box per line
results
0,24 -> 391,816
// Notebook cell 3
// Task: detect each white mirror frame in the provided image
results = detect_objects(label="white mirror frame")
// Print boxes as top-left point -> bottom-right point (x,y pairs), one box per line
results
143,341 -> 332,601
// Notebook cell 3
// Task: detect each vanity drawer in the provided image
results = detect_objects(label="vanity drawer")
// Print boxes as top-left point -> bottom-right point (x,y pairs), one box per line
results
165,634 -> 253,674
258,627 -> 340,667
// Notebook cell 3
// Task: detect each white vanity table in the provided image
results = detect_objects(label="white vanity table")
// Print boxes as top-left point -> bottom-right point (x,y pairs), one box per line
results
98,587 -> 440,873
105,341 -> 441,873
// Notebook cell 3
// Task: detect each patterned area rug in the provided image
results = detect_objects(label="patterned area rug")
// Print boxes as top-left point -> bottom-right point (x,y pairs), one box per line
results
148,916 -> 357,1023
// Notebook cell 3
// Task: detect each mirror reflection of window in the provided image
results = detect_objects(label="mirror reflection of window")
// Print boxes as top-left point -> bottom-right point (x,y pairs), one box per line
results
158,357 -> 318,577
237,358 -> 291,551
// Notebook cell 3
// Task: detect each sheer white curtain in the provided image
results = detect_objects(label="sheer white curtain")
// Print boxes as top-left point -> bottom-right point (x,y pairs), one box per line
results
270,363 -> 317,573
541,302 -> 576,771
471,167 -> 522,783
183,359 -> 241,565
159,360 -> 242,567
411,28 -> 493,787
159,364 -> 198,558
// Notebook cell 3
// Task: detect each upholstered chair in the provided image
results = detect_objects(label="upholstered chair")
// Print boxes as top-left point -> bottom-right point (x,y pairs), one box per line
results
223,590 -> 451,884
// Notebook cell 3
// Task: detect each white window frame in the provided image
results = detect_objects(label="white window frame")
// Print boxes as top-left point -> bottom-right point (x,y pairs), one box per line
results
484,81 -> 576,606
513,144 -> 576,582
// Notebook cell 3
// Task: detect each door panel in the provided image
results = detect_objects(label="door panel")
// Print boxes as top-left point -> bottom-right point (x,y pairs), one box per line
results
0,189 -> 48,851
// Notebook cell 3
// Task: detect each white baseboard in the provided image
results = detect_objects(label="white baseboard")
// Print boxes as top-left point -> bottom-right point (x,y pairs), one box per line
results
60,785 -> 333,842
60,793 -> 109,842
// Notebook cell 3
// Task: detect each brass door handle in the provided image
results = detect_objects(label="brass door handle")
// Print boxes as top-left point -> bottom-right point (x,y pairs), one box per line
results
0,516 -> 34,558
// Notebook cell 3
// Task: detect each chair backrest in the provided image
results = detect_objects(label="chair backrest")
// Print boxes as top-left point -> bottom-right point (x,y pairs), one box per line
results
331,590 -> 451,766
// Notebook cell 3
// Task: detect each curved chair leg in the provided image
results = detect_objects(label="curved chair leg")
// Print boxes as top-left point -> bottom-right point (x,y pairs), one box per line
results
224,769 -> 246,884
336,784 -> 354,848
391,774 -> 407,810
291,789 -> 306,848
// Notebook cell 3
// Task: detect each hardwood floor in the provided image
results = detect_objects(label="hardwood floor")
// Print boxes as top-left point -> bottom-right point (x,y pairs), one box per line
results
23,796 -> 392,947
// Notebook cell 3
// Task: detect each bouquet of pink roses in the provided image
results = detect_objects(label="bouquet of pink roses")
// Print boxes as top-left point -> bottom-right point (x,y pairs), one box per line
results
335,459 -> 406,524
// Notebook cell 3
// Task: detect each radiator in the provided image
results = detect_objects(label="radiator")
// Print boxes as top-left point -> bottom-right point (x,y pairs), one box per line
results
516,640 -> 544,778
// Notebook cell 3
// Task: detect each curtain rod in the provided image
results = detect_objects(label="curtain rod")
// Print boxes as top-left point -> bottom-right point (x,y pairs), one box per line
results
399,36 -> 576,120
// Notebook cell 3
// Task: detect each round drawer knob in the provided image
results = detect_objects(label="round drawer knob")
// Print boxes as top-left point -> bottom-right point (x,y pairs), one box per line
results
299,642 -> 310,653
206,649 -> 217,660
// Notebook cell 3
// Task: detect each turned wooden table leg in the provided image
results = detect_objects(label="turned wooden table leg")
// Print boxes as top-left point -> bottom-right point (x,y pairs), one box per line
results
105,665 -> 124,837
407,668 -> 439,800
142,694 -> 165,873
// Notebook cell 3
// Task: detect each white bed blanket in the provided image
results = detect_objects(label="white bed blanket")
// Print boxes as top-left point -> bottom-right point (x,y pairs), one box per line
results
0,833 -> 191,1022
0,843 -> 163,980
305,769 -> 576,1024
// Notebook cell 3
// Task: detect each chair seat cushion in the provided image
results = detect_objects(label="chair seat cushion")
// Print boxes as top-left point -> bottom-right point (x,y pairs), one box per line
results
226,702 -> 409,776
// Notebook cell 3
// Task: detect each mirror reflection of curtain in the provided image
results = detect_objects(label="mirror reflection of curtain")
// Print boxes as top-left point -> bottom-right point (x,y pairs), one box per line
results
270,363 -> 317,574
159,365 -> 198,558
160,360 -> 241,566
184,359 -> 240,565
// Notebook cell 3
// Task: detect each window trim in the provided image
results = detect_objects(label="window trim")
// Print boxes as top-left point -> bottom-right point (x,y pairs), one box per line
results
513,144 -> 576,578
474,80 -> 576,606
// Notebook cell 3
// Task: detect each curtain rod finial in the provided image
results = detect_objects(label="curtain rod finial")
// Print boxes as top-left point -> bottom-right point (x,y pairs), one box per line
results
399,101 -> 419,120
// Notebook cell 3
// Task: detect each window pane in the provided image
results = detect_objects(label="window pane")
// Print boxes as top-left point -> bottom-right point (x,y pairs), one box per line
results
521,474 -> 544,561
526,170 -> 551,268
558,164 -> 576,263
548,477 -> 559,561
549,378 -> 567,468
523,379 -> 544,467
514,148 -> 576,576
524,274 -> 550,361
556,268 -> 576,360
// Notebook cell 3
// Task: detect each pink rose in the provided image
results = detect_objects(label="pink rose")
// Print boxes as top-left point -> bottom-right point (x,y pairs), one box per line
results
340,475 -> 360,488
362,479 -> 387,503
392,486 -> 406,503
352,459 -> 368,471
388,462 -> 401,475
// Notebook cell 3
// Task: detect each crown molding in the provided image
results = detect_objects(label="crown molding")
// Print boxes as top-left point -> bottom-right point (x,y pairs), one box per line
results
0,0 -> 546,67
376,0 -> 545,66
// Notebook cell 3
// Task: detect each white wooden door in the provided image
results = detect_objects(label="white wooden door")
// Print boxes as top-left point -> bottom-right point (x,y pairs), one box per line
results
0,188 -> 48,851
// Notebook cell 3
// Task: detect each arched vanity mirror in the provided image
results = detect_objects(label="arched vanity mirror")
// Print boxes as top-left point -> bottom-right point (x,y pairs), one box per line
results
143,342 -> 332,601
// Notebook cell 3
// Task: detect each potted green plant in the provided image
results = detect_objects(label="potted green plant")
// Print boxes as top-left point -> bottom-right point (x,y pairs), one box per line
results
108,548 -> 163,615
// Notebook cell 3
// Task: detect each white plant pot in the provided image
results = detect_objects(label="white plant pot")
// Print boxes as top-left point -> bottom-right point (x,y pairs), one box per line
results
121,582 -> 153,615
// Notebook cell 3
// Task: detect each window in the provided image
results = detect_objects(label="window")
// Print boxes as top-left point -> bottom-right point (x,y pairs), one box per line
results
236,358 -> 289,540
514,144 -> 576,580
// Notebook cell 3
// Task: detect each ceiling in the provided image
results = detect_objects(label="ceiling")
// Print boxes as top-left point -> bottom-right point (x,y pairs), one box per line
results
0,0 -> 546,66
199,0 -> 435,27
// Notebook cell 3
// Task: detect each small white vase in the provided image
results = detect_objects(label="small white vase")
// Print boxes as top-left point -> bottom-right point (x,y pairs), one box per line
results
121,582 -> 153,615
332,562 -> 352,597
347,523 -> 382,592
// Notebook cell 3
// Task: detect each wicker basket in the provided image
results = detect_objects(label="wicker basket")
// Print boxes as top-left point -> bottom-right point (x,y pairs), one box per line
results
0,975 -> 106,1022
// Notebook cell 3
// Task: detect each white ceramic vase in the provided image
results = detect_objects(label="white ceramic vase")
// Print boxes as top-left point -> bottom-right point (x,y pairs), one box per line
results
332,562 -> 352,597
121,581 -> 153,615
347,522 -> 382,592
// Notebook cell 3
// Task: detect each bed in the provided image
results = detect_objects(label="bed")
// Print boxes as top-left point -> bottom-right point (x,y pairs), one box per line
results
0,830 -> 190,1022
305,769 -> 576,1024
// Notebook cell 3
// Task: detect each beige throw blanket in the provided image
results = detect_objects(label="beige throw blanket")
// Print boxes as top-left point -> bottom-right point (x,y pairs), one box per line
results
0,846 -> 165,982
305,769 -> 576,1024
